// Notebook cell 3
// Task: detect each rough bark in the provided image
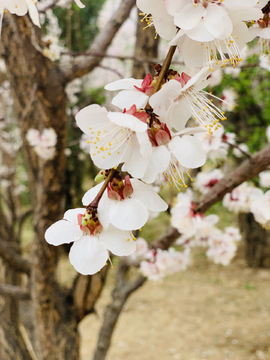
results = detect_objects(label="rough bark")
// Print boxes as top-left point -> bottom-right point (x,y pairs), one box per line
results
0,15 -> 79,359
132,9 -> 159,78
0,154 -> 32,360
0,2 -> 140,358
238,213 -> 270,268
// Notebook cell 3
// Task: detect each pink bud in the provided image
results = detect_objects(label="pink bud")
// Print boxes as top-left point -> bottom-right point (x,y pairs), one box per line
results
123,175 -> 133,199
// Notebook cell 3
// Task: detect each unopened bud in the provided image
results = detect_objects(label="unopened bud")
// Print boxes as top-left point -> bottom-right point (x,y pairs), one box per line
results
95,170 -> 107,183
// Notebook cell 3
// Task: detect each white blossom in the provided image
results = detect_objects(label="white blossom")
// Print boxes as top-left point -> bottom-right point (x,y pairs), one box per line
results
259,171 -> 270,188
45,207 -> 136,275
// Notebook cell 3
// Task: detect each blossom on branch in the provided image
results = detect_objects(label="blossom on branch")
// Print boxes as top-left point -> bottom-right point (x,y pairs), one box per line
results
167,0 -> 262,68
105,74 -> 154,110
82,175 -> 168,231
75,104 -> 152,179
45,207 -> 136,275
149,64 -> 229,133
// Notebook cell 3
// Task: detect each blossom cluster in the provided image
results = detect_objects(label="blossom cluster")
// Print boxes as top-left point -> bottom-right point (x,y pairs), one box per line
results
128,238 -> 190,281
171,189 -> 241,266
21,0 -> 270,276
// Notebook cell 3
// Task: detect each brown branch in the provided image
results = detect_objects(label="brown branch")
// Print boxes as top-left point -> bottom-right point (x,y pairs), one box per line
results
0,241 -> 31,275
195,143 -> 270,213
93,262 -> 146,360
0,284 -> 30,300
62,0 -> 136,83
61,50 -> 184,65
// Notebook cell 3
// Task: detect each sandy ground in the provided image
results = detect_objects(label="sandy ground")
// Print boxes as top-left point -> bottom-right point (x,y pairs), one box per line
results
79,247 -> 270,360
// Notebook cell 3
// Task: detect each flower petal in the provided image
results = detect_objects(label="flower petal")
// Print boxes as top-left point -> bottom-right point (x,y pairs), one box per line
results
25,0 -> 40,27
108,112 -> 147,132
45,220 -> 83,246
100,225 -> 136,256
69,236 -> 108,275
111,90 -> 148,110
105,78 -> 142,91
82,183 -> 103,206
169,135 -> 206,168
63,208 -> 86,224
122,132 -> 151,178
141,145 -> 170,184
131,179 -> 168,212
109,198 -> 149,231
204,4 -> 232,40
174,3 -> 207,30
76,104 -> 109,136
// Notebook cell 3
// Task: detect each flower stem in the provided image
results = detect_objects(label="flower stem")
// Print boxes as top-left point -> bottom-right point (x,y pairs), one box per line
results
145,45 -> 177,109
87,168 -> 116,209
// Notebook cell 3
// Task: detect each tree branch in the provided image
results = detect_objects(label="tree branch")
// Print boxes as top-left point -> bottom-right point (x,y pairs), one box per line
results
0,284 -> 30,300
61,0 -> 136,83
0,241 -> 31,275
195,143 -> 270,213
93,262 -> 145,360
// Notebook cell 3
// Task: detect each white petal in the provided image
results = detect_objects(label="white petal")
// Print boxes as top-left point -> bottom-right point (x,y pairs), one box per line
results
6,0 -> 27,15
141,145 -> 170,184
100,225 -> 136,256
131,179 -> 168,212
76,104 -> 109,136
167,101 -> 192,131
105,78 -> 142,91
150,80 -> 182,120
109,198 -> 149,231
25,0 -> 40,27
185,20 -> 215,42
181,36 -> 207,68
108,112 -> 147,132
69,236 -> 108,275
152,11 -> 176,41
169,136 -> 206,169
97,196 -> 112,230
45,220 -> 83,246
165,0 -> 190,16
63,208 -> 86,224
174,3 -> 207,31
122,132 -> 151,178
204,4 -> 232,40
111,90 -> 148,110
82,183 -> 103,206
91,138 -> 131,169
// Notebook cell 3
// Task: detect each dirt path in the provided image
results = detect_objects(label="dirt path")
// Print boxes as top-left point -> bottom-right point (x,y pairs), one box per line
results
79,248 -> 270,360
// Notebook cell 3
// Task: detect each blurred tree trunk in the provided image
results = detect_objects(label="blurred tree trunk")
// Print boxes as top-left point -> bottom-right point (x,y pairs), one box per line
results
0,14 -> 81,360
0,0 -> 135,355
132,9 -> 159,78
238,213 -> 269,268
0,151 -> 32,360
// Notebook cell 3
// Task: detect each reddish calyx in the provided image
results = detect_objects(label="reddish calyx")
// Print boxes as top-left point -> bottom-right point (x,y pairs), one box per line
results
77,210 -> 103,236
107,174 -> 133,201
133,73 -> 154,96
148,121 -> 171,146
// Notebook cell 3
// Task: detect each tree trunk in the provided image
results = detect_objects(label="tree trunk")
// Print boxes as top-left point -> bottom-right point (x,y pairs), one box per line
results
238,213 -> 269,268
132,9 -> 159,78
0,15 -> 80,359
